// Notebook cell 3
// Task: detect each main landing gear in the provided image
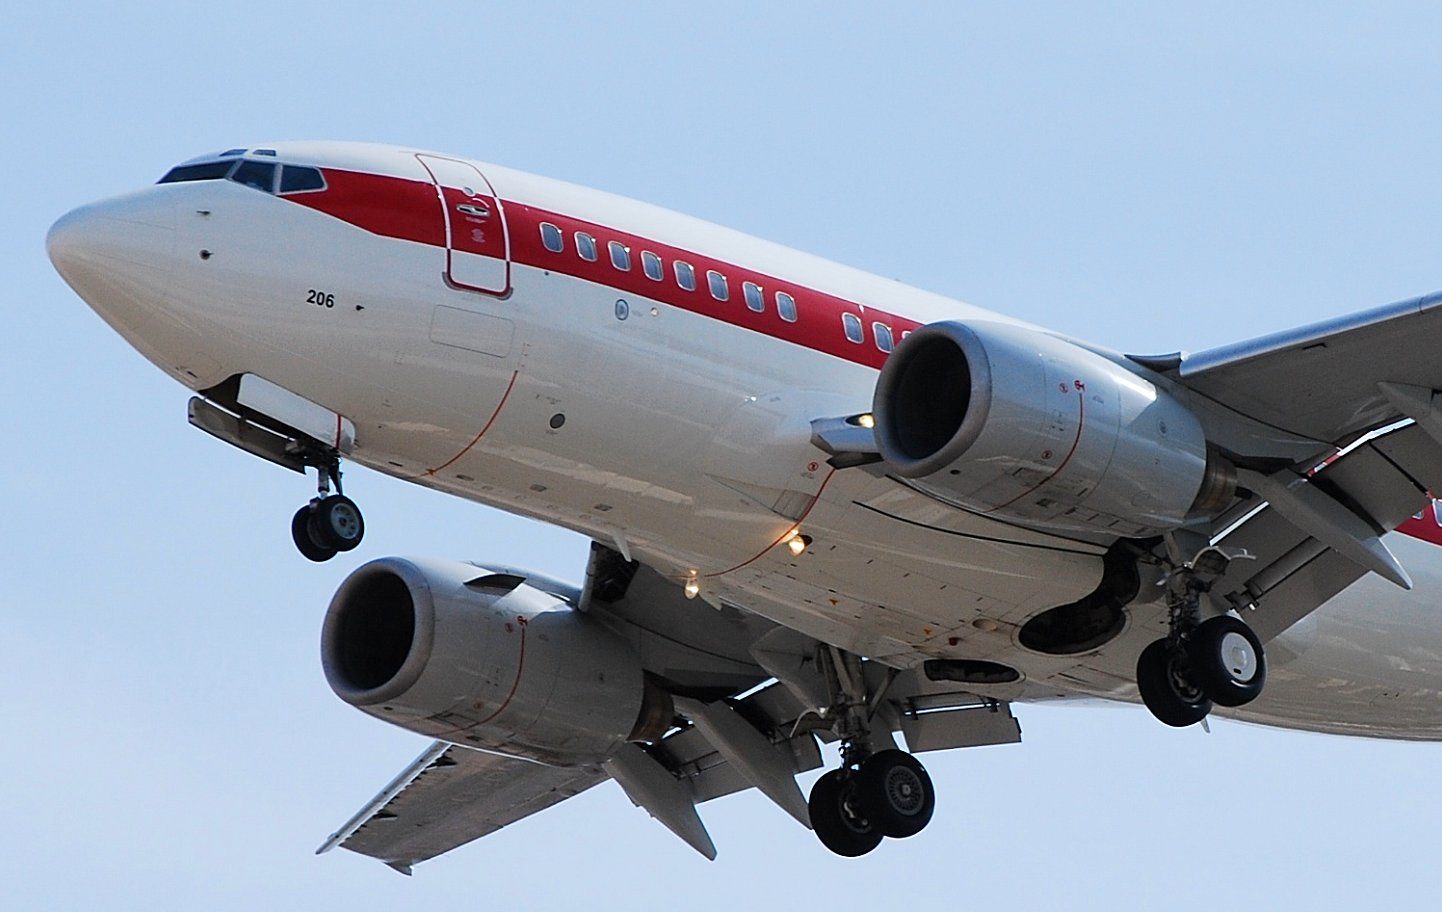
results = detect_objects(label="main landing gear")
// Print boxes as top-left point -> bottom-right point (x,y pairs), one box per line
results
1136,547 -> 1266,727
807,647 -> 936,857
290,451 -> 365,562
809,747 -> 936,857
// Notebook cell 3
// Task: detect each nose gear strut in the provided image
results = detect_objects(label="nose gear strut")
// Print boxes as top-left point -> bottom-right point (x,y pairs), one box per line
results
289,445 -> 365,562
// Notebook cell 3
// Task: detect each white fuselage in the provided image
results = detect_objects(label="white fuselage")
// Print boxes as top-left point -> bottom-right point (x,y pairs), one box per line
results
48,141 -> 1442,739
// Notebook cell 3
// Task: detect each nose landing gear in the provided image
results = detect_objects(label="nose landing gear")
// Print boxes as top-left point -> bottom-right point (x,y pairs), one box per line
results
290,453 -> 365,562
1136,547 -> 1266,727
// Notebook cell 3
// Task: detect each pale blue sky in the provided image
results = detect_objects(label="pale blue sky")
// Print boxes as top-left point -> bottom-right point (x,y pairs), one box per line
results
7,3 -> 1442,909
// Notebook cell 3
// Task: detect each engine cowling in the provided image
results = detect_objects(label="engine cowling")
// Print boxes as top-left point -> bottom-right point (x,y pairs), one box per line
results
872,320 -> 1232,537
321,557 -> 672,764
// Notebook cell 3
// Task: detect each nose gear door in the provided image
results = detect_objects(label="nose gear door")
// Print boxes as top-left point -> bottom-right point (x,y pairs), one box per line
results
417,154 -> 511,296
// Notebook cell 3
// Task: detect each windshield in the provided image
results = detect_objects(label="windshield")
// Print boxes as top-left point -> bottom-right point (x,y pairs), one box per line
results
157,159 -> 326,195
158,160 -> 236,183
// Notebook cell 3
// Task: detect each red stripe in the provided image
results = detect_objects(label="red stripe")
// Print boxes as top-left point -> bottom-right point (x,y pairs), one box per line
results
1399,510 -> 1442,546
507,204 -> 915,369
285,167 -> 917,371
287,168 -> 443,247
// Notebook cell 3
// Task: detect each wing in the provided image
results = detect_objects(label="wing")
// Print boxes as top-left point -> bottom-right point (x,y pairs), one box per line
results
1151,291 -> 1442,638
320,655 -> 1021,871
317,742 -> 607,875
1176,289 -> 1442,442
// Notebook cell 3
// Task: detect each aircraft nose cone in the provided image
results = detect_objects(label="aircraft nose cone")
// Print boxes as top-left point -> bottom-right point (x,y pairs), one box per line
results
45,204 -> 95,277
47,191 -> 177,323
48,193 -> 176,280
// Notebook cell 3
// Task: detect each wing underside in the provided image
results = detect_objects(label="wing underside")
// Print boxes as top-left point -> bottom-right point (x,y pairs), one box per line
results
320,670 -> 1020,872
317,743 -> 607,874
1152,289 -> 1442,636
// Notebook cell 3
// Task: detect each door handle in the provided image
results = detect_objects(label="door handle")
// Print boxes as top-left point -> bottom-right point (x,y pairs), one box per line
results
456,203 -> 491,218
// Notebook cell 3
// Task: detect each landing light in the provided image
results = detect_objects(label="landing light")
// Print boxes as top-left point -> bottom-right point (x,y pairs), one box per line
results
853,412 -> 875,429
684,576 -> 700,599
785,530 -> 813,556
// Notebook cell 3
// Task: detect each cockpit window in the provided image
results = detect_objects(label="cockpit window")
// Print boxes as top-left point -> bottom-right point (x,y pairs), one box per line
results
231,160 -> 277,193
218,148 -> 247,157
157,157 -> 325,196
279,165 -> 325,194
158,160 -> 237,184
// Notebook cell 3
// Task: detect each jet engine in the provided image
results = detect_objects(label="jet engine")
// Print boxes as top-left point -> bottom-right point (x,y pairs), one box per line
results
321,557 -> 673,765
872,321 -> 1233,537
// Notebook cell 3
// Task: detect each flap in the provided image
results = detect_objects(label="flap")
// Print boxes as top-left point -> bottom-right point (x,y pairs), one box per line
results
318,742 -> 606,874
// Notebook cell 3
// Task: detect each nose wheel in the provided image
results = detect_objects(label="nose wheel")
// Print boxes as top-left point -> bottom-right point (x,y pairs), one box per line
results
290,455 -> 365,562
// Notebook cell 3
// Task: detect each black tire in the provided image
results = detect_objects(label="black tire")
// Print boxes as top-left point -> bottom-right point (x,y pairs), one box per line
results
1187,615 -> 1266,708
808,770 -> 883,857
1136,638 -> 1212,727
291,505 -> 337,562
854,749 -> 935,838
308,495 -> 365,552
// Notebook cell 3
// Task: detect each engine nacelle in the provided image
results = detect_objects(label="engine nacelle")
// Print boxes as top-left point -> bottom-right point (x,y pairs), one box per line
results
873,321 -> 1232,537
321,557 -> 672,765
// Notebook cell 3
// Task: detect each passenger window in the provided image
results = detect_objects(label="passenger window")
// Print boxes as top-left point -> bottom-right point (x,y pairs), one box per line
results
675,261 -> 696,291
609,241 -> 631,271
230,160 -> 277,193
776,291 -> 798,323
576,232 -> 598,261
708,270 -> 729,301
540,223 -> 564,253
842,313 -> 864,344
874,323 -> 894,353
642,251 -> 663,281
278,165 -> 325,194
743,281 -> 764,313
158,160 -> 236,184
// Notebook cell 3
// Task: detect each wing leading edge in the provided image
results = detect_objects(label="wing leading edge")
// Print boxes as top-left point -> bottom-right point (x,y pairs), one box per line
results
1175,289 -> 1442,443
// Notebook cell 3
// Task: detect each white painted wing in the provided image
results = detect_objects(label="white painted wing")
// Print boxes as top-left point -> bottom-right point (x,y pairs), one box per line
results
317,742 -> 607,875
1177,289 -> 1442,442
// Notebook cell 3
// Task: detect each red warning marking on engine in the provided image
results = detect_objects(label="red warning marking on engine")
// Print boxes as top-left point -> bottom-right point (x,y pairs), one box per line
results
474,621 -> 527,726
987,385 -> 1086,513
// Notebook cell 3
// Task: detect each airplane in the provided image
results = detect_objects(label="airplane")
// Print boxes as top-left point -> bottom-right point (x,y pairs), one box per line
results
46,141 -> 1442,872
